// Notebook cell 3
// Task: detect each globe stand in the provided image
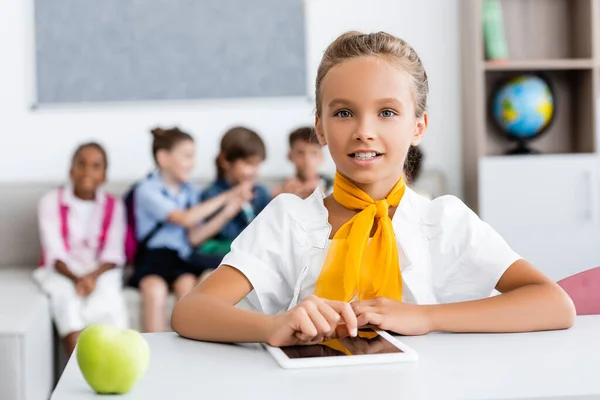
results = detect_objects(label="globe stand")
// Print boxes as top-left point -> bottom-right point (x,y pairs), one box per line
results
507,139 -> 539,155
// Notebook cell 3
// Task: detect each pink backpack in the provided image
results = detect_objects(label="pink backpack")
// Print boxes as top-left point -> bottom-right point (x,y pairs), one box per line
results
39,188 -> 116,267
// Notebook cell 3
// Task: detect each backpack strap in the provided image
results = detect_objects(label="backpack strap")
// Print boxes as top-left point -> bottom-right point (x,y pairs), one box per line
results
136,187 -> 193,254
58,187 -> 70,252
138,221 -> 165,250
39,187 -> 70,266
98,194 -> 116,255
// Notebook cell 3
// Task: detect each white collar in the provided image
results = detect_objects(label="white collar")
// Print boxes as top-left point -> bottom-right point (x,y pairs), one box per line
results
301,187 -> 425,267
61,182 -> 107,207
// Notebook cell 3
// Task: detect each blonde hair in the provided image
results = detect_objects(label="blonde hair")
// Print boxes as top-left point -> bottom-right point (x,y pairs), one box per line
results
315,31 -> 429,118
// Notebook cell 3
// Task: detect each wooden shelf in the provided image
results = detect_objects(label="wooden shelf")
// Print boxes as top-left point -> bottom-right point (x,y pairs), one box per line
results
483,59 -> 595,71
460,0 -> 599,211
492,0 -> 594,60
484,69 -> 595,157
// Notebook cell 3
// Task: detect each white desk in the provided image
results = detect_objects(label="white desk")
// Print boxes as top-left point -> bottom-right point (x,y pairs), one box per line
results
51,316 -> 600,400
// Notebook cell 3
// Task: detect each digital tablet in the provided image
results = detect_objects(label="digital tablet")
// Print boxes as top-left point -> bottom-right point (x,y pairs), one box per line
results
263,328 -> 418,369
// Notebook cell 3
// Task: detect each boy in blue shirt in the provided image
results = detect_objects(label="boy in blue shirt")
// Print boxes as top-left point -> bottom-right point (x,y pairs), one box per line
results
129,127 -> 252,332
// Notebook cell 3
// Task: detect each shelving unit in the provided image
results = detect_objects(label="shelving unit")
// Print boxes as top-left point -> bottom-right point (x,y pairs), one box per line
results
460,0 -> 600,210
483,59 -> 595,70
461,0 -> 600,281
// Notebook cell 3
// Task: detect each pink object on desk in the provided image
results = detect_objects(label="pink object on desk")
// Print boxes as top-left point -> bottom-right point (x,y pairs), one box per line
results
557,267 -> 600,315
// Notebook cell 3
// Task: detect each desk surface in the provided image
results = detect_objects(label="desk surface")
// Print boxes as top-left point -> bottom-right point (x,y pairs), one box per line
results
51,316 -> 600,400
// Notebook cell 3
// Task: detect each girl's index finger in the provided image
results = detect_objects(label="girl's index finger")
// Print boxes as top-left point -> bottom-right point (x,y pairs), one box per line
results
325,300 -> 358,337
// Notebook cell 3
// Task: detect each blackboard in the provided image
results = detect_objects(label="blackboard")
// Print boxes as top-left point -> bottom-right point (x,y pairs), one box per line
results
33,0 -> 307,105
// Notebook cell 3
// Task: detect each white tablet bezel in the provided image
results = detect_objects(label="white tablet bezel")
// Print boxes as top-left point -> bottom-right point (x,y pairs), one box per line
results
263,330 -> 418,369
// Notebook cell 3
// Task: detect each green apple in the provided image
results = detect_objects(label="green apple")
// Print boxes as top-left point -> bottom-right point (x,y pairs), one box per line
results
76,324 -> 150,394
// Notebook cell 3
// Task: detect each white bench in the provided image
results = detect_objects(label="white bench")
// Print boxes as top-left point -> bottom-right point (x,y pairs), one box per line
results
0,268 -> 54,400
0,181 -> 174,400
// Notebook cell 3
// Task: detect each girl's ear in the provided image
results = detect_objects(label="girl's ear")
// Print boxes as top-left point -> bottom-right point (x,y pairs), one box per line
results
315,115 -> 327,146
411,112 -> 428,146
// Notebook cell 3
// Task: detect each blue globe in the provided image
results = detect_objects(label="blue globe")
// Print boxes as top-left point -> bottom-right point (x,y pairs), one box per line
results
492,75 -> 554,139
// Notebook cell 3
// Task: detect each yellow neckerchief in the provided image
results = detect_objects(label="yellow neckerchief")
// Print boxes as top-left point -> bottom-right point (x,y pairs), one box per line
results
313,171 -> 405,302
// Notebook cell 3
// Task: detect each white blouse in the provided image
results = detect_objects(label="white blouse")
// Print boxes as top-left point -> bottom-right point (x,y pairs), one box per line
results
37,185 -> 126,276
222,188 -> 521,315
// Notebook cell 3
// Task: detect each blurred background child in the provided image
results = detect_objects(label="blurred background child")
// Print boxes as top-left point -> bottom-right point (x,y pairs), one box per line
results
33,142 -> 128,356
274,126 -> 332,199
128,127 -> 251,332
194,126 -> 270,264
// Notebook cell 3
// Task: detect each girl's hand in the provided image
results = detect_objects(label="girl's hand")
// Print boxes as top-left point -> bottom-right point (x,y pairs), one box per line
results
76,275 -> 97,297
265,295 -> 358,347
351,297 -> 433,336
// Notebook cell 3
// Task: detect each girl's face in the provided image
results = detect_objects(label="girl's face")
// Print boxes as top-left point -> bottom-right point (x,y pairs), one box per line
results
70,147 -> 107,196
158,139 -> 196,183
315,56 -> 427,198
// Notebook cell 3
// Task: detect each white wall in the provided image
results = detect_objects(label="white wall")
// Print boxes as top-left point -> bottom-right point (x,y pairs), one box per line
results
0,0 -> 462,196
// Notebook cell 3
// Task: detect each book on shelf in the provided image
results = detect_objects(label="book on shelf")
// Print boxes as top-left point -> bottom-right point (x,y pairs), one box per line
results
482,0 -> 508,62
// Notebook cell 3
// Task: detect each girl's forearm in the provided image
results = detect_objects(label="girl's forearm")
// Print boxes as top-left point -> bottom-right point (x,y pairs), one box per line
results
54,260 -> 78,282
171,292 -> 273,343
88,262 -> 116,280
426,283 -> 575,333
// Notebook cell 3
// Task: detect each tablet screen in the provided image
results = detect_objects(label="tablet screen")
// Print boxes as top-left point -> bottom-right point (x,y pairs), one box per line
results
280,329 -> 404,359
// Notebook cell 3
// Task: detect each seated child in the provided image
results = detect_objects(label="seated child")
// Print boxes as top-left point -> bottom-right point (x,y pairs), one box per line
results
171,31 -> 575,346
194,126 -> 271,261
129,127 -> 252,332
33,142 -> 128,356
274,126 -> 333,199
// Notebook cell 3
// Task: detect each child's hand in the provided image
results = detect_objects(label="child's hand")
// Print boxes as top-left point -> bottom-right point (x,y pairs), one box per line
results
351,297 -> 432,336
266,295 -> 358,347
221,195 -> 243,218
282,178 -> 302,195
223,182 -> 255,218
76,275 -> 97,297
297,181 -> 318,198
233,181 -> 254,202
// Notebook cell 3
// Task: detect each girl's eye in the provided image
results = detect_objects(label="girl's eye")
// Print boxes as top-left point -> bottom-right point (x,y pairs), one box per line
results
334,110 -> 352,118
380,109 -> 397,118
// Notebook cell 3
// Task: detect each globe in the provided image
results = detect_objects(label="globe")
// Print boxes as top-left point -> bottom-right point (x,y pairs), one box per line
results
491,74 -> 555,154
